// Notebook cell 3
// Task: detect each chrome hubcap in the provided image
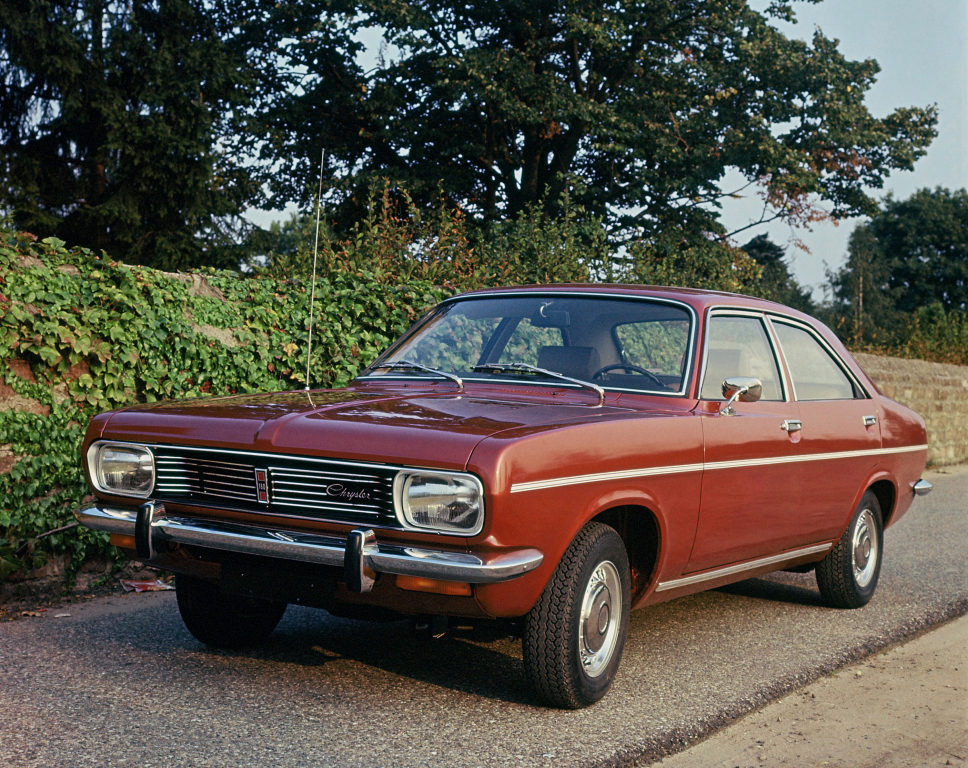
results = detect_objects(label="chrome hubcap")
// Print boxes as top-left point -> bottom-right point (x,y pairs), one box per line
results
579,560 -> 622,677
852,509 -> 878,588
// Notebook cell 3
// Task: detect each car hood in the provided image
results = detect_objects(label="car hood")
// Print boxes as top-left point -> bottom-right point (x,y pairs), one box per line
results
99,386 -> 651,470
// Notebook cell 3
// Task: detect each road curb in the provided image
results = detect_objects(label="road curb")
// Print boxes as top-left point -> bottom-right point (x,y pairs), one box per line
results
595,595 -> 968,768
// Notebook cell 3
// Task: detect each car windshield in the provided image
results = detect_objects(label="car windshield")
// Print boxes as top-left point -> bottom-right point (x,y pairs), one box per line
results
361,294 -> 694,395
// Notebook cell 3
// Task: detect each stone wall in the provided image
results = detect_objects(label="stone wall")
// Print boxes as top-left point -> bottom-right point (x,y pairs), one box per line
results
853,352 -> 968,467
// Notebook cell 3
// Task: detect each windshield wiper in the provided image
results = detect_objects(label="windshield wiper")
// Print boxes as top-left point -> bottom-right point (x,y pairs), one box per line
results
368,359 -> 463,390
473,363 -> 604,405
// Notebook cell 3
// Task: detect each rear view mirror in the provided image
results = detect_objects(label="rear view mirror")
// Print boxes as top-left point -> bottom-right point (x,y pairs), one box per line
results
531,305 -> 570,328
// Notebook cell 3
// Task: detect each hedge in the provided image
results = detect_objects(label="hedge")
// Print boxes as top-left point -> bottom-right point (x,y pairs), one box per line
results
0,232 -> 447,581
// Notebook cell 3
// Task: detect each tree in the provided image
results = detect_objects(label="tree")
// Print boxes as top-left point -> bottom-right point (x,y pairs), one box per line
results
866,188 -> 968,312
249,0 -> 937,252
828,188 -> 968,346
741,234 -> 814,313
0,0 -> 259,269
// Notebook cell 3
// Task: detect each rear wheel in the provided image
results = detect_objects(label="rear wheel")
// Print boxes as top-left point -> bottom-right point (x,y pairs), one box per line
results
523,523 -> 631,709
816,490 -> 884,609
176,575 -> 287,649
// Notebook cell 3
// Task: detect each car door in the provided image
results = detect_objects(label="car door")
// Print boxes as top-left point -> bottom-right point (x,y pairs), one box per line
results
769,317 -> 881,544
686,311 -> 804,573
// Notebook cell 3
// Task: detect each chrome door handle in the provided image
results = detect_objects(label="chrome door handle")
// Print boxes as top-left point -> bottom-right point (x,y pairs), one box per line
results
863,415 -> 877,427
780,419 -> 802,433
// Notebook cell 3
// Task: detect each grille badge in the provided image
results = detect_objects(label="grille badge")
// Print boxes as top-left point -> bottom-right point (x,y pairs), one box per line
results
254,468 -> 269,503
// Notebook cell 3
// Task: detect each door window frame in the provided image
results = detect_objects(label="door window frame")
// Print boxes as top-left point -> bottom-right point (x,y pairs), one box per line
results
697,309 -> 792,402
767,315 -> 871,401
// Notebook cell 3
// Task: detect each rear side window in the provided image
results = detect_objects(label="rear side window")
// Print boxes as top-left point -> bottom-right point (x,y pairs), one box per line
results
772,322 -> 858,400
700,315 -> 783,401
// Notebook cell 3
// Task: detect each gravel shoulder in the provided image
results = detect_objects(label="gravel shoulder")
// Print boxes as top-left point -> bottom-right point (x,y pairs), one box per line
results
652,613 -> 968,768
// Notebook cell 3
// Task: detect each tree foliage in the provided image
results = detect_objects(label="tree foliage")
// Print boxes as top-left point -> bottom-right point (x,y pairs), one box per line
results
0,0 -> 941,278
827,188 -> 968,347
0,227 -> 448,580
0,0 -> 259,269
741,234 -> 814,313
863,188 -> 968,313
251,0 -> 937,248
250,180 -> 761,293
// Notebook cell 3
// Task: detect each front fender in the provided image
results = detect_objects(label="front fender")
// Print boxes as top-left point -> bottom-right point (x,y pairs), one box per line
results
467,412 -> 703,617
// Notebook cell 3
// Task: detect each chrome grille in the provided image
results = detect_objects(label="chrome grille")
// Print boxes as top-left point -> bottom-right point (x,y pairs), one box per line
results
155,456 -> 260,504
151,446 -> 398,527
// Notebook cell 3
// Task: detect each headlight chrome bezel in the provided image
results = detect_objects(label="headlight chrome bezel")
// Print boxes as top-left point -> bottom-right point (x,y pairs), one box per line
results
393,470 -> 486,537
87,441 -> 155,499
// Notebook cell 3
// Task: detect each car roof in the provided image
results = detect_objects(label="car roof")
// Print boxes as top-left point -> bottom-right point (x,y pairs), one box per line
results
454,283 -> 812,321
450,283 -> 874,397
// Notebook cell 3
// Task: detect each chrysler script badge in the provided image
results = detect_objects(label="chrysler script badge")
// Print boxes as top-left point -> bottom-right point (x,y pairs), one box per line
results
254,468 -> 269,503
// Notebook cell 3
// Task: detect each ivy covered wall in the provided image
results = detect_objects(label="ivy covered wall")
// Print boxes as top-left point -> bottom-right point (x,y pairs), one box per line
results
0,233 -> 445,580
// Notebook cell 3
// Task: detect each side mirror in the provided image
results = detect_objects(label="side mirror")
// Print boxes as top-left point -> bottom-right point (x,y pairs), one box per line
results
720,376 -> 762,416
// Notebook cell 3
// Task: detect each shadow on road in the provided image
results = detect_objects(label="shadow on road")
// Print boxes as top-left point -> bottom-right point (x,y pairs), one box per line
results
716,573 -> 825,607
193,608 -> 538,706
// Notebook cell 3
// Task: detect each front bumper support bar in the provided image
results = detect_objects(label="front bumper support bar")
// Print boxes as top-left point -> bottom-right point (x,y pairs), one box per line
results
75,503 -> 543,592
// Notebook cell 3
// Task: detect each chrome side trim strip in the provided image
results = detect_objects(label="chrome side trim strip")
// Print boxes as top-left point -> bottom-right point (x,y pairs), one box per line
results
510,463 -> 705,494
74,505 -> 542,584
703,444 -> 929,471
509,444 -> 929,493
654,543 -> 833,592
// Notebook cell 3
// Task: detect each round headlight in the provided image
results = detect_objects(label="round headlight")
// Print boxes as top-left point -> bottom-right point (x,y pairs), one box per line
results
88,442 -> 155,497
394,471 -> 484,535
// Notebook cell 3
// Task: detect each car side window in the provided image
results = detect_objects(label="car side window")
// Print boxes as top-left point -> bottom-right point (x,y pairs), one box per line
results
496,318 -> 563,366
700,315 -> 783,400
772,322 -> 858,400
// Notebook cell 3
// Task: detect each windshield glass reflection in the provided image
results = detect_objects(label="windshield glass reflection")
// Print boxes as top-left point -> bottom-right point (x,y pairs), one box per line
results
361,295 -> 693,395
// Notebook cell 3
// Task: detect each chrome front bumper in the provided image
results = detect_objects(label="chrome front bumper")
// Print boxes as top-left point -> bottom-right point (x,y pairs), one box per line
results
75,503 -> 543,593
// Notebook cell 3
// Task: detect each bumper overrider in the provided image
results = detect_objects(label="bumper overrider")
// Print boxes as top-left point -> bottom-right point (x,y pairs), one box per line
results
75,502 -> 544,594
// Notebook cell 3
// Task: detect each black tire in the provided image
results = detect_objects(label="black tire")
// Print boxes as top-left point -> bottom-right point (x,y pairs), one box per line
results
522,522 -> 631,709
816,490 -> 884,609
176,575 -> 287,649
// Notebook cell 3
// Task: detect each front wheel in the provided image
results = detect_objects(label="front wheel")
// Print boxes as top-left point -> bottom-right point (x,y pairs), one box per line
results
176,575 -> 287,649
816,490 -> 884,609
523,522 -> 631,709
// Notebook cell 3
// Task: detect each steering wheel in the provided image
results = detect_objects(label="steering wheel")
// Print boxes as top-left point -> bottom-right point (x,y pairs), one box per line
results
592,363 -> 667,389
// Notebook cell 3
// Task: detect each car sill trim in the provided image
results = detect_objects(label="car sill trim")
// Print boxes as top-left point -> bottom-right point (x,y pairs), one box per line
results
654,543 -> 833,592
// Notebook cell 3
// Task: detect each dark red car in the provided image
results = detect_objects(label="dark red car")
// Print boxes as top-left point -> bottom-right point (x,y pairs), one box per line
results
76,285 -> 931,708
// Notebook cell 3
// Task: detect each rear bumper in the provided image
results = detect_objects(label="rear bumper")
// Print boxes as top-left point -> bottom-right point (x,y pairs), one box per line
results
75,503 -> 543,589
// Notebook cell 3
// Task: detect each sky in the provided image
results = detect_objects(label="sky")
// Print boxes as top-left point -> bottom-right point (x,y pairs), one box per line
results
720,0 -> 968,298
246,1 -> 968,300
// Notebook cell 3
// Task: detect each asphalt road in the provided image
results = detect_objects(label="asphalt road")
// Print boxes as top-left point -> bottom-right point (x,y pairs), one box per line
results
2,466 -> 966,768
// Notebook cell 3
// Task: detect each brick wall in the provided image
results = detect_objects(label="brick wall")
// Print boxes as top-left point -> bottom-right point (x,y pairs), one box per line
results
853,352 -> 968,467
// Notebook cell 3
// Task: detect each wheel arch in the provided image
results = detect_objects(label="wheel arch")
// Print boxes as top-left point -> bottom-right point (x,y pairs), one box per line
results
589,503 -> 661,606
868,477 -> 898,526
839,470 -> 899,535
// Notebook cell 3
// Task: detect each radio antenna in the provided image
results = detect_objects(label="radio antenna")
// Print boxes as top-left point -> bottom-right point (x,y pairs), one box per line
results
304,149 -> 325,391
